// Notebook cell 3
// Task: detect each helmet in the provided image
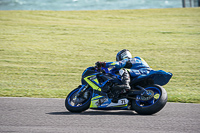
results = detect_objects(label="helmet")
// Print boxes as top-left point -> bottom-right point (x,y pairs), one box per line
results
116,49 -> 132,61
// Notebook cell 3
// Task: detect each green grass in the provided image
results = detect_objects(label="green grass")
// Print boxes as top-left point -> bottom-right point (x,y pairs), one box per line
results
0,8 -> 200,103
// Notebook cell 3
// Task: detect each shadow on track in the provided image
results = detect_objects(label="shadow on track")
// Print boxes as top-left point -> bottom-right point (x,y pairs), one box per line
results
47,110 -> 138,116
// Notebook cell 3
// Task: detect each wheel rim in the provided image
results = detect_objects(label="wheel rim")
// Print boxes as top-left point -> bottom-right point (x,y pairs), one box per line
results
68,88 -> 92,107
135,87 -> 161,107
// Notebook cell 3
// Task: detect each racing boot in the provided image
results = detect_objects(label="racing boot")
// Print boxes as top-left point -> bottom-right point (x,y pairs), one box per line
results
111,85 -> 128,103
111,69 -> 131,103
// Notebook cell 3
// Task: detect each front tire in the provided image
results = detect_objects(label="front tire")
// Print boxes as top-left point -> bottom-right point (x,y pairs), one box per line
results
65,87 -> 92,113
132,84 -> 167,115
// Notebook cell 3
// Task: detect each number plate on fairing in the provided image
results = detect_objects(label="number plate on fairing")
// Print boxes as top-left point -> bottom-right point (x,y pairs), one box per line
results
90,95 -> 129,109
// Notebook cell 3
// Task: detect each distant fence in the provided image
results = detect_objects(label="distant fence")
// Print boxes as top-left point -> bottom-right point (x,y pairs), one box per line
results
182,0 -> 200,7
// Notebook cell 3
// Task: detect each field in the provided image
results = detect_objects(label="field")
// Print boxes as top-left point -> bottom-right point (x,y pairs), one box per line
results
0,8 -> 199,103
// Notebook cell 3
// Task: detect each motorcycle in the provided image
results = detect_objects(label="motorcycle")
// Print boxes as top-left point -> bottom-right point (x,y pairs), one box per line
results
65,66 -> 172,115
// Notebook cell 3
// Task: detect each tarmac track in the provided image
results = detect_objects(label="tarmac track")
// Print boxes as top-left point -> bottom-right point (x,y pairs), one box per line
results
0,97 -> 199,133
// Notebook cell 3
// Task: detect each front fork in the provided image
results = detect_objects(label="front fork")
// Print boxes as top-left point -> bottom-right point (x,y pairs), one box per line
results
76,84 -> 90,98
71,84 -> 90,105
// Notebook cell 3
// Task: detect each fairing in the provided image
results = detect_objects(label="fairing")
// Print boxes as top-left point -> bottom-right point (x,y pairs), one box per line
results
131,70 -> 172,86
82,67 -> 172,110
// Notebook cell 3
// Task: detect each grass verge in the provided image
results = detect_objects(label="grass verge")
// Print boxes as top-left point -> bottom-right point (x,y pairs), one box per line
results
0,8 -> 200,103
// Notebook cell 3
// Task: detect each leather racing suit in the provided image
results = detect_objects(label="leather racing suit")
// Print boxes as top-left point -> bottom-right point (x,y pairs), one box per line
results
102,56 -> 151,102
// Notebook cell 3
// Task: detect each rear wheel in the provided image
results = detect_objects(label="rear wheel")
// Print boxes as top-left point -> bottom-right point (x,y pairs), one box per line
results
65,87 -> 93,113
132,84 -> 167,115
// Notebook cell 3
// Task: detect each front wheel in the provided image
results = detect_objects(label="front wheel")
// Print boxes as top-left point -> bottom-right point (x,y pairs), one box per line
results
132,84 -> 167,115
65,87 -> 93,113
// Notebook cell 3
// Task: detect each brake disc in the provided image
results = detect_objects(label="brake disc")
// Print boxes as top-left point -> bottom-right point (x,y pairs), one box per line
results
72,92 -> 85,105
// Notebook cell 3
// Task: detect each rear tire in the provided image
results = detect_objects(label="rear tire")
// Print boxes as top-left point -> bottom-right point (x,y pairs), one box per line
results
65,87 -> 92,113
132,84 -> 167,115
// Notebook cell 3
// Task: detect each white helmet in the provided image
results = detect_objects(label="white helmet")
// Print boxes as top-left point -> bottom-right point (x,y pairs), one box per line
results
116,49 -> 132,61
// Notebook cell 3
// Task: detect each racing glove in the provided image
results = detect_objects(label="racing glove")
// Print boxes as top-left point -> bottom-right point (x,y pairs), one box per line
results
95,61 -> 106,68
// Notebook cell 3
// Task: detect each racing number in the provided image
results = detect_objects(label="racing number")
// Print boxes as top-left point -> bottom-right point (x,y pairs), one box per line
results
121,100 -> 126,104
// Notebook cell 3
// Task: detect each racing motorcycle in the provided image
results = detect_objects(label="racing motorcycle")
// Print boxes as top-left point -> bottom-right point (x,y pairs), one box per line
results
65,66 -> 172,115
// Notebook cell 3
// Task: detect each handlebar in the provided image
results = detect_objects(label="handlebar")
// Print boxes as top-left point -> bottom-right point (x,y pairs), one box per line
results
95,66 -> 109,74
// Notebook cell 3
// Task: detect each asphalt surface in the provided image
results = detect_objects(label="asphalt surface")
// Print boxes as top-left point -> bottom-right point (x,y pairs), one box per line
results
0,97 -> 199,133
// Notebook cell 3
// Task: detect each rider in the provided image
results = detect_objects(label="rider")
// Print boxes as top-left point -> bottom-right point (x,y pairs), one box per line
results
95,49 -> 152,103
